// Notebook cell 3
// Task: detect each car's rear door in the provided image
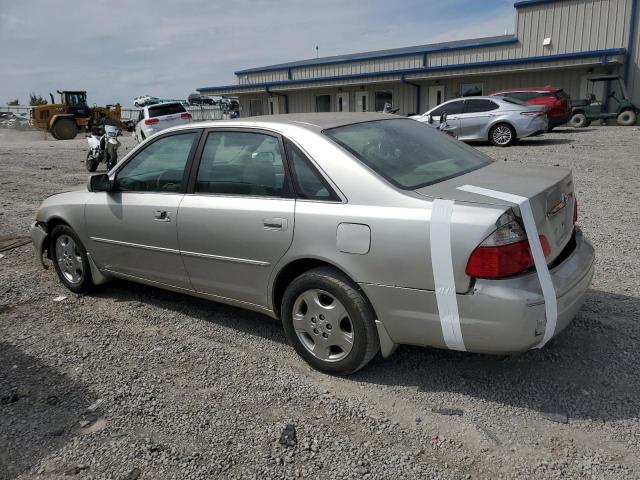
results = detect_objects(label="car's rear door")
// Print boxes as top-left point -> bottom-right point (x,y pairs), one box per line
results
177,128 -> 295,308
85,129 -> 202,289
458,99 -> 500,140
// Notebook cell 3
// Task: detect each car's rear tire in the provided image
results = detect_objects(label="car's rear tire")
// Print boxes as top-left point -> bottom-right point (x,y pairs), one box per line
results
51,118 -> 78,140
489,123 -> 516,147
570,112 -> 588,128
281,267 -> 379,375
617,110 -> 637,126
50,225 -> 95,294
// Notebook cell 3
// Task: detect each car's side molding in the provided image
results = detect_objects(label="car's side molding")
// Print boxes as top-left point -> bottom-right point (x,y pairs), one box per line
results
90,236 -> 270,267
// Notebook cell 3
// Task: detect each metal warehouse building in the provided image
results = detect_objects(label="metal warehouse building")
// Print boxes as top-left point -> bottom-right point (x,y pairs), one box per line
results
199,0 -> 640,117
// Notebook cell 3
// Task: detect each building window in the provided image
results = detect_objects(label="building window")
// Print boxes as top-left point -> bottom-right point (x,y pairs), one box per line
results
460,83 -> 483,97
316,95 -> 331,112
249,98 -> 263,116
374,91 -> 393,112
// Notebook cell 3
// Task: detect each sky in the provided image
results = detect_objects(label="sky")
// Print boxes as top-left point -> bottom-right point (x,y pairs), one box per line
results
0,0 -> 515,107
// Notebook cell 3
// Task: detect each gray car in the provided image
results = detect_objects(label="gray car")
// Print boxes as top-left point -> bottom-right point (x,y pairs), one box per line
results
411,96 -> 548,146
31,113 -> 594,375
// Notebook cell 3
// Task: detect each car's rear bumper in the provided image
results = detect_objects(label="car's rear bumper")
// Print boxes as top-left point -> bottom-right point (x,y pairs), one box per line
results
518,116 -> 549,139
361,228 -> 595,355
548,113 -> 572,128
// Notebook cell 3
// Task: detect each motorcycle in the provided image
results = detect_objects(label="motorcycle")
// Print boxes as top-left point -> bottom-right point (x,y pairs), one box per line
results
86,124 -> 122,172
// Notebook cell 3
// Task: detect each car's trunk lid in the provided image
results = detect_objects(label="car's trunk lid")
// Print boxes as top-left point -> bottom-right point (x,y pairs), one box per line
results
416,162 -> 576,263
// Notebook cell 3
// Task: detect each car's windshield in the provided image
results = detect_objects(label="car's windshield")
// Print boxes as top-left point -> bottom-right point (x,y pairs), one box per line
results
324,118 -> 492,189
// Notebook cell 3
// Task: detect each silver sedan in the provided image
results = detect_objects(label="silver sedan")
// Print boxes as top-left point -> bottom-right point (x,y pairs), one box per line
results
411,96 -> 548,146
31,113 -> 594,375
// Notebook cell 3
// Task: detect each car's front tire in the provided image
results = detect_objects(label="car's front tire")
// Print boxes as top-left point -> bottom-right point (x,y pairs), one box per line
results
50,225 -> 95,294
281,267 -> 379,375
489,123 -> 516,147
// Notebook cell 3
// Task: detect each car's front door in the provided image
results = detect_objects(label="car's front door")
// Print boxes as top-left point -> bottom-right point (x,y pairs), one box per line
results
85,130 -> 201,289
458,99 -> 500,140
178,129 -> 295,308
429,100 -> 464,137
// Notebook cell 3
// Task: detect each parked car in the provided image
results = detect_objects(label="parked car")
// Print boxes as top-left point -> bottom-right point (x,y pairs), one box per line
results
134,102 -> 192,143
133,95 -> 160,108
411,96 -> 547,147
188,93 -> 216,106
490,86 -> 572,131
31,113 -> 594,375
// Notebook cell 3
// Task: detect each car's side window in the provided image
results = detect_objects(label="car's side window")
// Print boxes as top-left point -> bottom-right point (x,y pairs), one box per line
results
195,131 -> 287,197
285,141 -> 339,201
432,101 -> 464,116
115,132 -> 197,193
463,99 -> 500,113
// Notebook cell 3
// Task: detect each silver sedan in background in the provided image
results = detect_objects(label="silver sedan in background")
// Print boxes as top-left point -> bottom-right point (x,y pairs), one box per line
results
411,96 -> 548,146
31,113 -> 593,375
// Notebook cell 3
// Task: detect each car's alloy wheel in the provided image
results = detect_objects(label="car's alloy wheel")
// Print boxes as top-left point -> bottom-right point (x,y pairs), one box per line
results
292,289 -> 354,362
281,267 -> 379,375
55,234 -> 84,285
490,124 -> 515,147
50,225 -> 95,293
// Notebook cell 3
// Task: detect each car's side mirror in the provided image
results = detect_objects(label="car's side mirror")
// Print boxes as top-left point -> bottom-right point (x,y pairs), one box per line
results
427,114 -> 433,124
88,173 -> 113,192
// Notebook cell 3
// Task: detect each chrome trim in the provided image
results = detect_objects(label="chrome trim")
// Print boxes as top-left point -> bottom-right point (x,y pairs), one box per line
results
90,237 -> 270,266
180,250 -> 270,266
90,237 -> 180,254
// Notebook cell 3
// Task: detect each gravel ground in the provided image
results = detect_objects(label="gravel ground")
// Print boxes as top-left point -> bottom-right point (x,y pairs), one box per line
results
0,126 -> 639,479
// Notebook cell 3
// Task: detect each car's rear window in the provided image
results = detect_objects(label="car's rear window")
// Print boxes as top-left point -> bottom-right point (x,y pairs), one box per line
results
148,103 -> 187,118
324,119 -> 492,190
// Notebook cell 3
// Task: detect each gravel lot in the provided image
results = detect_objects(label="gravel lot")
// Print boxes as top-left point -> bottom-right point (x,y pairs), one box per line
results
1,126 -> 639,479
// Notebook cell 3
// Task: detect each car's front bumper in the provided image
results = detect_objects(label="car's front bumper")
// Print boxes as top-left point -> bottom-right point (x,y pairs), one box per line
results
30,220 -> 49,268
361,228 -> 595,354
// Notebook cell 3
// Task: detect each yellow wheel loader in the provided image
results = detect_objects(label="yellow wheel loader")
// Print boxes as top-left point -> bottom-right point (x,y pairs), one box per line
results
31,91 -> 122,140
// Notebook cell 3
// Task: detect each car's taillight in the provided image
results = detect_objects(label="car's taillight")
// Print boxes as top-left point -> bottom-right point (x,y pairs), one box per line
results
466,211 -> 551,279
573,197 -> 578,224
521,111 -> 545,117
144,118 -> 159,125
181,113 -> 192,119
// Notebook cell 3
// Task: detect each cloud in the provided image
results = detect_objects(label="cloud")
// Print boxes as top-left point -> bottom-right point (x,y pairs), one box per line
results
0,0 -> 514,106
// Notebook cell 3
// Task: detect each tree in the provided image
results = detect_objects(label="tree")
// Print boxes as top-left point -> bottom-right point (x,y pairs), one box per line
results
7,99 -> 19,106
29,93 -> 48,106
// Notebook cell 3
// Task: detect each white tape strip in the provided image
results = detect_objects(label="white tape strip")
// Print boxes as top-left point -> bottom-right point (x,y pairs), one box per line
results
457,184 -> 558,348
430,199 -> 466,351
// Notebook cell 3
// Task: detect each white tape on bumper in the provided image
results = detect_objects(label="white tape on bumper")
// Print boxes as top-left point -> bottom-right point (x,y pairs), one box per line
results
430,199 -> 466,351
457,184 -> 558,348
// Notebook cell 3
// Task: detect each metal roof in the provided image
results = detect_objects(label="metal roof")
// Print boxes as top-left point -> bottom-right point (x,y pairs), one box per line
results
234,35 -> 517,75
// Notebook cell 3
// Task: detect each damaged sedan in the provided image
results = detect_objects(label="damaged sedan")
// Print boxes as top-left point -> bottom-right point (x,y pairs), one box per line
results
32,113 -> 595,375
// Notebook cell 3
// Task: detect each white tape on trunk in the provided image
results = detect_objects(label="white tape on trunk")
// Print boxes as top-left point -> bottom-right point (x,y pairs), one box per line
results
457,184 -> 557,348
430,199 -> 466,351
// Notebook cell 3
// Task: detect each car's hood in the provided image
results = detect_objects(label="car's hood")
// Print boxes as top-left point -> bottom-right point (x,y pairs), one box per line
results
416,162 -> 576,263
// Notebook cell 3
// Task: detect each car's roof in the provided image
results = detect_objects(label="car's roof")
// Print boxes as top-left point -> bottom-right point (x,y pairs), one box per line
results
173,112 -> 402,133
490,86 -> 561,94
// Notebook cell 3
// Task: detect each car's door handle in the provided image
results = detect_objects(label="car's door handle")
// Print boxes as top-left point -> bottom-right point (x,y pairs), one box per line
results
263,218 -> 287,230
154,210 -> 171,222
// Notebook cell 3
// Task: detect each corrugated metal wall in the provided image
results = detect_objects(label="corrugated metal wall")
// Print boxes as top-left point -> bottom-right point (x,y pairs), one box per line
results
238,65 -> 619,117
237,0 -> 632,86
627,0 -> 640,106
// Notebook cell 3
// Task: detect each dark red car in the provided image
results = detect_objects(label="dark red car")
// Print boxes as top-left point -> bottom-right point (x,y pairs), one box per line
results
490,86 -> 572,130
